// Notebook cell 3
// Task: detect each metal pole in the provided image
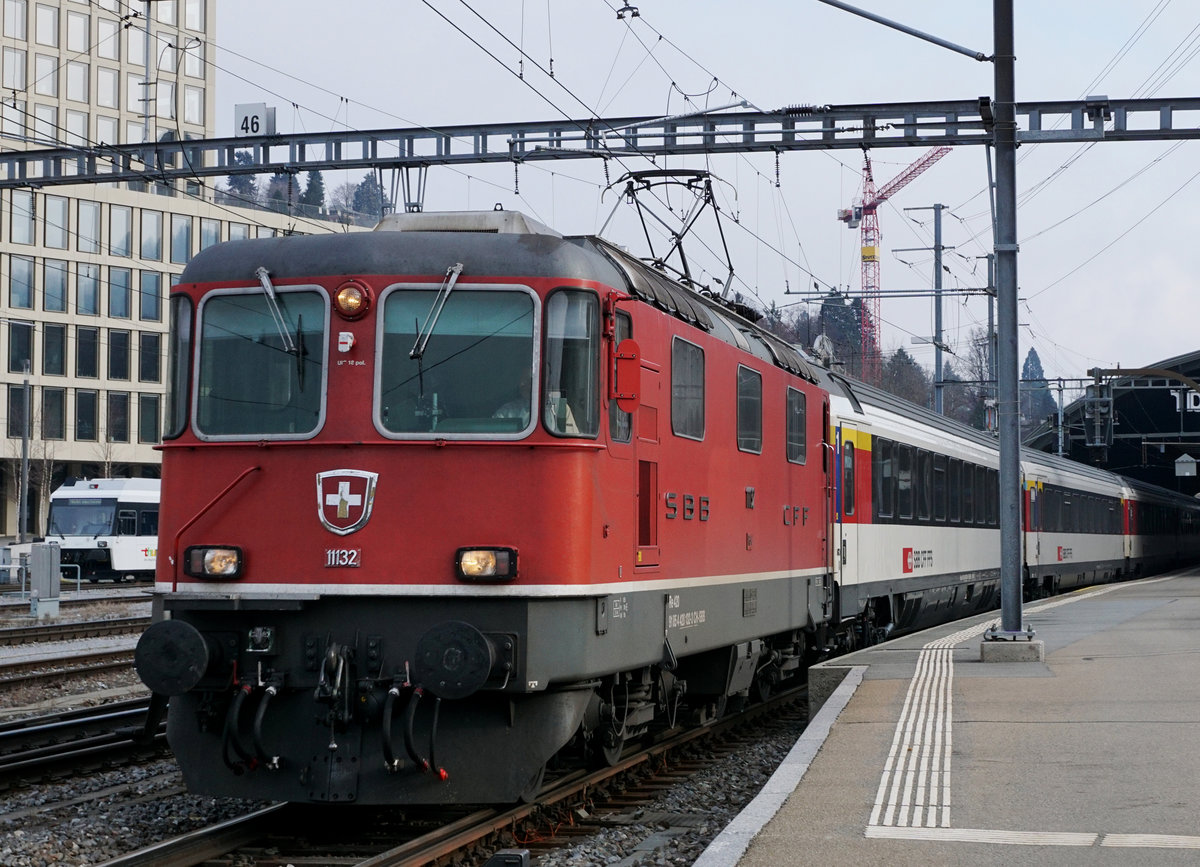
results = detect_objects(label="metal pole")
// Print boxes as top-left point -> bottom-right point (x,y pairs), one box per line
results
1057,379 -> 1066,457
990,0 -> 1027,639
933,203 -> 944,415
987,254 -> 997,431
18,362 -> 29,544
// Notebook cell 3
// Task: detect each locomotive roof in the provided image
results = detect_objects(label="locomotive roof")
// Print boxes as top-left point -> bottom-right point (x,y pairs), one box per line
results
179,212 -> 818,384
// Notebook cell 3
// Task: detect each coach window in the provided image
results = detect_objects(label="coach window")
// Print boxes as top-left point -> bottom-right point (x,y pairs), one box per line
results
379,287 -> 536,437
785,387 -> 806,463
195,289 -> 327,438
671,337 -> 705,440
737,366 -> 762,453
962,463 -> 975,524
608,310 -> 632,443
896,444 -> 913,519
917,449 -> 932,521
875,438 -> 894,518
976,466 -> 989,525
949,459 -> 962,522
545,290 -> 599,437
842,442 -> 855,516
933,453 -> 947,521
987,469 -> 998,526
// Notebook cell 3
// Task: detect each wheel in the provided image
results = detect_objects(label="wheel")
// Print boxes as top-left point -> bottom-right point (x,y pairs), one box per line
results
599,730 -> 625,767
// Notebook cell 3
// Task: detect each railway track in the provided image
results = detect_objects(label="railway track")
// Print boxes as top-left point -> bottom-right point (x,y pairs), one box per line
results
98,686 -> 807,866
0,649 -> 136,688
0,697 -> 166,790
0,615 -> 151,645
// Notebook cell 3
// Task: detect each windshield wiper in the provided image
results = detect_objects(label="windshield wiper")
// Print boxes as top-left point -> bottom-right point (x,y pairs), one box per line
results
410,263 -> 464,361
254,266 -> 298,355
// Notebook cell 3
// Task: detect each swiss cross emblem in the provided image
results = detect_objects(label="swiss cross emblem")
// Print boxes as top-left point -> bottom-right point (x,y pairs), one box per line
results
316,470 -> 378,536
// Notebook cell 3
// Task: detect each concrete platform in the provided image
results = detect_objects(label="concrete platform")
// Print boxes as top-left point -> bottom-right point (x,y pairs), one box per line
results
697,568 -> 1200,866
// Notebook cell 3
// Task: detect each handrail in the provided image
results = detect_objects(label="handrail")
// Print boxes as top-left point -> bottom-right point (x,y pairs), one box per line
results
171,466 -> 261,591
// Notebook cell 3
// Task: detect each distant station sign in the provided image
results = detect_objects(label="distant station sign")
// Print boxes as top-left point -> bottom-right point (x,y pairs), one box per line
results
235,103 -> 276,137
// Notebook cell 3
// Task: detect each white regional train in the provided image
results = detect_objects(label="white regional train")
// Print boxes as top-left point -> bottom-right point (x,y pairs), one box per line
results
826,374 -> 1200,642
44,478 -> 160,582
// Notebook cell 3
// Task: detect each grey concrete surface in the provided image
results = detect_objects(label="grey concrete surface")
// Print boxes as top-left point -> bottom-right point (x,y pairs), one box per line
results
698,570 -> 1200,866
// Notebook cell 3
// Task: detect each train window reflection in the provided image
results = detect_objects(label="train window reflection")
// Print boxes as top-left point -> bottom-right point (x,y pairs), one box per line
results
737,366 -> 762,453
378,288 -> 537,436
896,444 -> 913,519
545,290 -> 599,437
195,289 -> 326,437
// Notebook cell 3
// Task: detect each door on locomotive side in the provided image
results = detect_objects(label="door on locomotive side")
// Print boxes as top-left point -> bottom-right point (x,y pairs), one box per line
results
835,422 -> 867,594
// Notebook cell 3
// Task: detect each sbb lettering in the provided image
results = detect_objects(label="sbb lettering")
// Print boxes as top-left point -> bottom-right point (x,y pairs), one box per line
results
664,492 -> 710,520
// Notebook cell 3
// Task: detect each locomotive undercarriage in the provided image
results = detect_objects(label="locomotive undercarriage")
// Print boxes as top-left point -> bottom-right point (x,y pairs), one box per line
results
137,586 -> 823,805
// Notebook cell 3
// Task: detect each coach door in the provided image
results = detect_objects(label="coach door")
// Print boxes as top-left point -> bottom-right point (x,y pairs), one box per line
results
835,423 -> 862,592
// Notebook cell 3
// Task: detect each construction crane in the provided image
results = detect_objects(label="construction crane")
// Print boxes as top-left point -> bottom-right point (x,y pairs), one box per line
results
838,146 -> 951,384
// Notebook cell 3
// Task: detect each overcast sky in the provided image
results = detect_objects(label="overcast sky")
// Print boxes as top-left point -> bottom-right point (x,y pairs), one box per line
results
212,1 -> 1200,387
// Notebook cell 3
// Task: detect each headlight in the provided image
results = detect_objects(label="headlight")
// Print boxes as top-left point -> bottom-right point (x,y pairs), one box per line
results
456,547 -> 517,581
334,280 -> 371,319
184,545 -> 244,579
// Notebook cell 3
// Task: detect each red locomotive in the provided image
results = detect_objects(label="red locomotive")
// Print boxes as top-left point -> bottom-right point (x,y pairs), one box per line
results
135,208 -> 1200,805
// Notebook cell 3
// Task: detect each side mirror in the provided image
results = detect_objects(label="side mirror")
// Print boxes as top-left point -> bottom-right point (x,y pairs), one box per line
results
612,339 -> 641,413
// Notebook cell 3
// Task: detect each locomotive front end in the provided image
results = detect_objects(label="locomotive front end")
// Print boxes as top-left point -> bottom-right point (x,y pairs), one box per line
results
136,222 -> 613,804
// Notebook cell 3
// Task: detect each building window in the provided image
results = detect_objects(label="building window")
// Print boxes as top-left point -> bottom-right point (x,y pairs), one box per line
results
139,271 -> 161,321
64,109 -> 87,145
138,393 -> 160,443
184,85 -> 203,125
670,337 -> 705,440
76,326 -> 98,377
155,32 -> 175,70
109,329 -> 130,380
8,321 -> 32,373
97,17 -> 118,60
736,365 -> 762,453
126,73 -> 144,117
33,53 -> 56,96
77,262 -> 99,314
170,214 -> 192,263
7,384 -> 28,438
109,267 -> 131,318
184,0 -> 203,30
43,195 -> 68,248
43,323 -> 64,376
65,10 -> 86,51
200,217 -> 219,250
11,189 -> 33,243
228,223 -> 249,241
34,2 -> 56,46
9,254 -> 32,307
108,392 -> 129,442
140,210 -> 162,260
157,79 -> 175,119
66,60 -> 87,102
2,47 -> 26,90
110,205 -> 131,256
76,389 -> 98,441
183,38 -> 203,76
139,332 -> 161,382
127,20 -> 144,64
786,387 -> 807,465
4,0 -> 26,40
1,97 -> 25,137
155,1 -> 175,24
96,66 -> 118,109
44,259 -> 67,312
32,103 -> 55,142
42,387 -> 64,439
96,114 -> 117,144
78,200 -> 99,252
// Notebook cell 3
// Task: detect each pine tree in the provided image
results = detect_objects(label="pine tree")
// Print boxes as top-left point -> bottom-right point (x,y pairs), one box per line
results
299,171 -> 326,214
222,151 -> 259,207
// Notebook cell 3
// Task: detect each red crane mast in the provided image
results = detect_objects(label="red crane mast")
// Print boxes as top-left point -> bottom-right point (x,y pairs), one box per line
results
838,146 -> 951,384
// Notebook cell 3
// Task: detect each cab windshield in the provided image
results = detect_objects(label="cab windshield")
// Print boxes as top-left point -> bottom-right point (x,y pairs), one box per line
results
378,288 -> 537,435
194,289 -> 327,437
48,497 -> 116,535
